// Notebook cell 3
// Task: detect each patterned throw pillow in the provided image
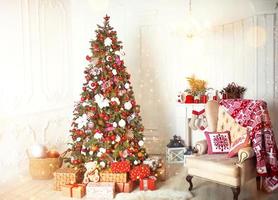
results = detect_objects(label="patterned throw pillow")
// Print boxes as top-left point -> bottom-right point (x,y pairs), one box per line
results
227,134 -> 250,158
204,131 -> 231,154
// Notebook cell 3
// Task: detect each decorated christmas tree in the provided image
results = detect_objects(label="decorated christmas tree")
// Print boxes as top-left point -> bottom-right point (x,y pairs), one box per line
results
66,15 -> 147,172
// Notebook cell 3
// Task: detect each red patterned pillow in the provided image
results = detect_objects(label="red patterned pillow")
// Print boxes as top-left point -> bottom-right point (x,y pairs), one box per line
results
204,131 -> 231,154
227,134 -> 250,158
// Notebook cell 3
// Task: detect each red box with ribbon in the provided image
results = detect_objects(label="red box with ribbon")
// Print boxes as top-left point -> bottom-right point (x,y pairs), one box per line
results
139,176 -> 157,191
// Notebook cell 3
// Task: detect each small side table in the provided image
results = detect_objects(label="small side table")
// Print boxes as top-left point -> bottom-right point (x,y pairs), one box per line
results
166,147 -> 186,164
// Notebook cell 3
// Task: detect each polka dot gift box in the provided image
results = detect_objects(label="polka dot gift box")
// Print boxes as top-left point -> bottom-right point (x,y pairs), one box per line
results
129,164 -> 150,181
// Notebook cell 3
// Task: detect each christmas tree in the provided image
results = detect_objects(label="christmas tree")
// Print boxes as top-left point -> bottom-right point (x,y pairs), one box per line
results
66,15 -> 147,171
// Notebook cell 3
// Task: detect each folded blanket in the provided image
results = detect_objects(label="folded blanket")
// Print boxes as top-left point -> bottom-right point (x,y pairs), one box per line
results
220,99 -> 278,192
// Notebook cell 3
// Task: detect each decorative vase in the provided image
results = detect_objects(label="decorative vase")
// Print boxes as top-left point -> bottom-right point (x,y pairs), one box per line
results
185,95 -> 194,103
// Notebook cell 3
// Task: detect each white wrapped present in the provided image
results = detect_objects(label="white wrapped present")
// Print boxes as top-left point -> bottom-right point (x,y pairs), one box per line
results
86,182 -> 115,199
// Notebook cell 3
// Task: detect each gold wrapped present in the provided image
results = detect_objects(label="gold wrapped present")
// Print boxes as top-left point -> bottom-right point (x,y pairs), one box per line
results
100,170 -> 127,183
61,184 -> 86,198
152,164 -> 166,181
53,168 -> 83,190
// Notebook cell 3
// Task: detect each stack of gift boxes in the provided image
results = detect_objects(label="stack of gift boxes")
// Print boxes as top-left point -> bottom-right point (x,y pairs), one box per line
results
53,155 -> 166,199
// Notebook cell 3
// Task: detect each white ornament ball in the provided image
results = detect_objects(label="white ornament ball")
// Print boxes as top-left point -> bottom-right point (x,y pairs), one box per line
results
124,83 -> 130,89
100,161 -> 106,168
112,69 -> 117,75
113,122 -> 118,128
76,137 -> 81,142
104,37 -> 112,46
134,160 -> 138,165
118,119 -> 126,127
88,122 -> 94,128
89,151 -> 94,155
138,140 -> 144,147
29,144 -> 48,158
124,101 -> 132,110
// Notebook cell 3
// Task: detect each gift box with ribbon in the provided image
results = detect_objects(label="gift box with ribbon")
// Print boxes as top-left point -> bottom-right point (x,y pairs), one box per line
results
115,180 -> 134,193
139,176 -> 157,191
61,184 -> 86,198
129,164 -> 151,181
111,160 -> 131,173
86,182 -> 115,199
153,166 -> 166,181
53,168 -> 84,191
143,155 -> 163,171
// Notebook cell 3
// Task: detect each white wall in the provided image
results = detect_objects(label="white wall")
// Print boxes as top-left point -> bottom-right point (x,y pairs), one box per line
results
0,0 -> 277,181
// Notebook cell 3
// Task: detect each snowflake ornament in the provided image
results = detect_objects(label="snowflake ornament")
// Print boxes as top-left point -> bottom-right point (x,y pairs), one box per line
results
94,94 -> 109,109
75,114 -> 88,129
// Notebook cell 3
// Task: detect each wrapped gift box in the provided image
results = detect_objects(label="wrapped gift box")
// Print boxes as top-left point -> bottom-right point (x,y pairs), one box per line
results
139,176 -> 157,191
53,168 -> 83,191
100,170 -> 127,183
86,182 -> 115,200
61,184 -> 86,198
129,164 -> 150,181
143,155 -> 163,171
152,164 -> 166,181
111,161 -> 131,173
115,180 -> 134,193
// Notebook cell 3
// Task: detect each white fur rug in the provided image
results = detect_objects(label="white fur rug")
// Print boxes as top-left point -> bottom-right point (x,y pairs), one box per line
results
115,168 -> 192,200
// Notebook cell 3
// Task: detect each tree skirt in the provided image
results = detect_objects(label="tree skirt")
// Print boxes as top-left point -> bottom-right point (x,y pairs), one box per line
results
115,168 -> 192,200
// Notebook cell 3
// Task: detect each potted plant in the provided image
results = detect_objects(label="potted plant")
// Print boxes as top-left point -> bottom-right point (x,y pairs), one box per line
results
220,82 -> 246,99
184,75 -> 208,103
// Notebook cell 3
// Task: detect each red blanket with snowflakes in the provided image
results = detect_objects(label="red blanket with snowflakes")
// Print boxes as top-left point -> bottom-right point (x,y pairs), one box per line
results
219,99 -> 278,192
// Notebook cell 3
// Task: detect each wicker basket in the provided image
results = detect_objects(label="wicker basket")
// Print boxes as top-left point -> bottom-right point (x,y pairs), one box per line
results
29,157 -> 62,179
100,171 -> 128,183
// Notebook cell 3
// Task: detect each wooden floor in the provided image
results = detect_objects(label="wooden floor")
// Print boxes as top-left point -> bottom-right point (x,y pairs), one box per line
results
0,165 -> 277,200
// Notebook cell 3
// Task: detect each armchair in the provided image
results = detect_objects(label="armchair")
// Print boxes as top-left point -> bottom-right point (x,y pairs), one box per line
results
185,100 -> 258,200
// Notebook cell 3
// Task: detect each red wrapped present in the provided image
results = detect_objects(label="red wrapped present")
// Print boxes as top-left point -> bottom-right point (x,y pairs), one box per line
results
129,164 -> 150,181
139,176 -> 157,191
61,183 -> 86,198
115,180 -> 134,193
111,161 -> 131,173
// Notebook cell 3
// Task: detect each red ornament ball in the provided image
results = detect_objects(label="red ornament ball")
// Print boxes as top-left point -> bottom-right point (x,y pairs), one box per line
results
86,55 -> 91,61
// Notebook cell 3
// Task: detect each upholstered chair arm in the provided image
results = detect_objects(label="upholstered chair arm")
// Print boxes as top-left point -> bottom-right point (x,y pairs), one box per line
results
195,140 -> 208,155
238,147 -> 255,163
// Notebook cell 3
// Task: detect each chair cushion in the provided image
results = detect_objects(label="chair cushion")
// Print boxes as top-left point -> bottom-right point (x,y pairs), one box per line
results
217,106 -> 247,143
186,154 -> 240,186
204,131 -> 231,154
